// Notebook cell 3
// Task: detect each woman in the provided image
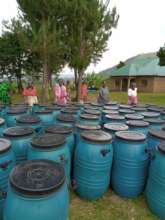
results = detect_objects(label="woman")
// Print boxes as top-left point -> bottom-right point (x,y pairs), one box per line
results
54,82 -> 61,104
81,81 -> 88,103
128,82 -> 138,105
97,81 -> 109,104
57,80 -> 67,105
23,83 -> 38,107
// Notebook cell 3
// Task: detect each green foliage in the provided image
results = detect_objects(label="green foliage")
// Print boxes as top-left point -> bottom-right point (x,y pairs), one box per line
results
157,46 -> 165,66
64,0 -> 119,100
84,72 -> 107,88
117,61 -> 125,69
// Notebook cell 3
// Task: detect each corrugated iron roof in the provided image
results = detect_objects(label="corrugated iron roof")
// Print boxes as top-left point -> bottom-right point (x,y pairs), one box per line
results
100,52 -> 165,77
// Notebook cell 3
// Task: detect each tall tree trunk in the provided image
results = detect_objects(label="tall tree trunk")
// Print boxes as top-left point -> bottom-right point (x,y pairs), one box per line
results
16,74 -> 23,93
42,58 -> 50,102
74,68 -> 78,101
77,70 -> 83,102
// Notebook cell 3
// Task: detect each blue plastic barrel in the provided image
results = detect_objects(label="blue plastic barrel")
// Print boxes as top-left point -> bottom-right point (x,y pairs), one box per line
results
0,119 -> 6,137
75,123 -> 101,144
126,120 -> 149,135
28,134 -> 71,184
46,106 -> 61,120
16,115 -> 42,133
3,127 -> 34,164
4,160 -> 69,220
146,142 -> 165,219
105,114 -> 125,124
45,125 -> 75,157
35,109 -> 54,126
0,138 -> 15,219
79,114 -> 100,126
102,110 -> 119,124
56,114 -> 76,127
148,129 -> 165,151
104,123 -> 128,138
74,130 -> 113,200
6,108 -> 27,127
144,118 -> 164,130
111,131 -> 148,198
83,109 -> 101,116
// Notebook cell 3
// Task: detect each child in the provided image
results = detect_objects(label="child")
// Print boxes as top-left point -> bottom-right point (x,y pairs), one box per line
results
128,82 -> 138,105
23,83 -> 38,107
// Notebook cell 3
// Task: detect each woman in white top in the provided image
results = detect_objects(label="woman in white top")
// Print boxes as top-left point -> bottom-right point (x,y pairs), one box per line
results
128,82 -> 138,105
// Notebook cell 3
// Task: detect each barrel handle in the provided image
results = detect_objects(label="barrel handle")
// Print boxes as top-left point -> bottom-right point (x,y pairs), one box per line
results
59,155 -> 68,163
0,160 -> 12,170
0,190 -> 7,199
145,148 -> 155,160
100,149 -> 110,157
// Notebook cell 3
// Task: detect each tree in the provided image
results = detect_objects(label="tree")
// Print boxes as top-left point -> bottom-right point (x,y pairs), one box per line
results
0,18 -> 41,92
157,45 -> 165,66
84,72 -> 107,88
66,0 -> 119,101
117,61 -> 125,69
16,0 -> 68,101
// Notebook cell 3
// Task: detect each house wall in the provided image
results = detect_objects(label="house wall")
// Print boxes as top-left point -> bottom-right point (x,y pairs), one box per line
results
109,76 -> 164,92
153,77 -> 165,92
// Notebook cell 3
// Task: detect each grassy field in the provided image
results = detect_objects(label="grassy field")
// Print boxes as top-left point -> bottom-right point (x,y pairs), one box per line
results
12,91 -> 165,220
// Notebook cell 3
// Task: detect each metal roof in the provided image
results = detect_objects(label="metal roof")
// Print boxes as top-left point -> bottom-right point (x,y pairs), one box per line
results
100,52 -> 165,77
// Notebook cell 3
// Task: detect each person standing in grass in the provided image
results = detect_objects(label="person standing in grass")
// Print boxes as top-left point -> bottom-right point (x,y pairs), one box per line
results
128,82 -> 138,105
97,81 -> 109,104
80,81 -> 88,103
0,79 -> 11,105
54,81 -> 61,104
23,82 -> 38,107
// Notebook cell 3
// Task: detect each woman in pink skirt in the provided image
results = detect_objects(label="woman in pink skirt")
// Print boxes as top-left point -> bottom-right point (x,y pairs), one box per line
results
128,82 -> 138,105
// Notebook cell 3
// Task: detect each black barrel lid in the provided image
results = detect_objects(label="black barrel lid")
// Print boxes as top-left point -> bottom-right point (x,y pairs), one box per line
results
158,142 -> 165,154
105,114 -> 125,120
56,114 -> 76,123
31,134 -> 66,149
149,129 -> 165,140
7,108 -> 27,115
91,102 -> 103,107
84,105 -> 100,110
76,123 -> 101,130
61,108 -> 78,114
81,130 -> 112,143
106,101 -> 118,105
116,131 -> 146,141
104,123 -> 128,132
102,110 -> 118,115
46,106 -> 61,111
125,114 -> 144,120
4,127 -> 34,137
45,125 -> 73,134
0,138 -> 11,154
119,109 -> 135,114
142,112 -> 160,118
0,118 -> 5,125
104,106 -> 119,110
66,106 -> 80,111
144,118 -> 164,124
80,113 -> 99,120
147,107 -> 162,112
119,104 -> 132,109
126,120 -> 149,127
16,115 -> 41,124
35,109 -> 53,114
132,107 -> 147,112
84,109 -> 101,115
9,160 -> 65,196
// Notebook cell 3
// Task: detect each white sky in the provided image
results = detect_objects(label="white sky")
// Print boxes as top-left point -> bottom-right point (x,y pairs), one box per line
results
0,0 -> 165,76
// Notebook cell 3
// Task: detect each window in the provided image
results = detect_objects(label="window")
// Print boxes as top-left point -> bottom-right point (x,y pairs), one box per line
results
141,80 -> 148,87
115,79 -> 120,87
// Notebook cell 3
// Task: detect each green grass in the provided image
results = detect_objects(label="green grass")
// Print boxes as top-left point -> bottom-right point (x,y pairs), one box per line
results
11,91 -> 164,219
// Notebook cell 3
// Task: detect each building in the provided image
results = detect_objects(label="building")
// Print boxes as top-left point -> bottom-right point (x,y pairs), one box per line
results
100,52 -> 165,92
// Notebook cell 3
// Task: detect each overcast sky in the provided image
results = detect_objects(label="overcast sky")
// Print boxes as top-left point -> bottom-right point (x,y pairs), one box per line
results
0,0 -> 165,75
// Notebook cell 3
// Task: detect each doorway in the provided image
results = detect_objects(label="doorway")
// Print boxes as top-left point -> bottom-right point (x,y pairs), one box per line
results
122,78 -> 128,91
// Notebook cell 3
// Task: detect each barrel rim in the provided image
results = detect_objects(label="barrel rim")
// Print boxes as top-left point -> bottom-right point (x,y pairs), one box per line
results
115,131 -> 146,141
81,130 -> 112,143
4,127 -> 34,137
45,125 -> 73,134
